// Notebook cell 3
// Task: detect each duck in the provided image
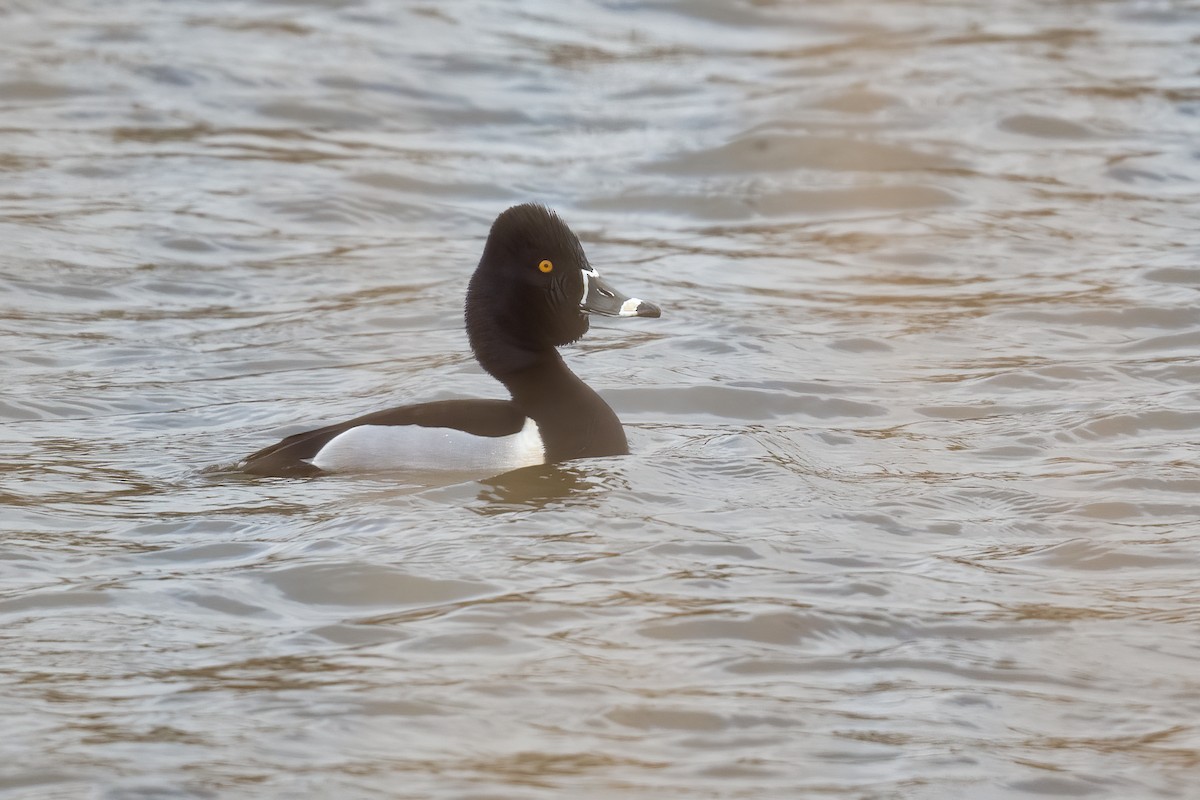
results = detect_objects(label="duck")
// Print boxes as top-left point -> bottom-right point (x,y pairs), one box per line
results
242,203 -> 661,477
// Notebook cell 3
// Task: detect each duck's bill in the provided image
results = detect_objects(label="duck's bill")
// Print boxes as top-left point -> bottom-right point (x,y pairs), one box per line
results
581,270 -> 661,318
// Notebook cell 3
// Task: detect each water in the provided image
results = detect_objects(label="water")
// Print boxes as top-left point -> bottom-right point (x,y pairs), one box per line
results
2,0 -> 1199,797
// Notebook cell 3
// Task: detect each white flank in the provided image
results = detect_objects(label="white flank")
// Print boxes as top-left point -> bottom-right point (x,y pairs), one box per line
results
309,418 -> 545,474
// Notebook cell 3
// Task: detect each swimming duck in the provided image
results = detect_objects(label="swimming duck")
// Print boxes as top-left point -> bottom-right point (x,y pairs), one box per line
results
242,203 -> 660,477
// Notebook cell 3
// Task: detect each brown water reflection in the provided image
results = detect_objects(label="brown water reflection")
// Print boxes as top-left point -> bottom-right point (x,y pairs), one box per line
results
2,0 -> 1199,798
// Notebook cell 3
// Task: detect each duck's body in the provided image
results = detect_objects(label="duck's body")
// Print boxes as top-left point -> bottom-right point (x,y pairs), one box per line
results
242,204 -> 659,477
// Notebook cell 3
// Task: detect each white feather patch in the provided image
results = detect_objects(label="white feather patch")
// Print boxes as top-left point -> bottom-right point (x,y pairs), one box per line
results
580,265 -> 598,306
309,418 -> 545,474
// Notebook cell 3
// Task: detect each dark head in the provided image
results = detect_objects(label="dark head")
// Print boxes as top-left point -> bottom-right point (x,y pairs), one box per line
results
466,204 -> 659,373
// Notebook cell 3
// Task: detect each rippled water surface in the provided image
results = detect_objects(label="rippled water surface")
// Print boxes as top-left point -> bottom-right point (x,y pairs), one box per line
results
3,1 -> 1200,797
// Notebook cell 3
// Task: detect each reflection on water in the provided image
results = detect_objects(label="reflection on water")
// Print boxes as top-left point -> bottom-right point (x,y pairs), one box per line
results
2,0 -> 1200,797
474,464 -> 604,512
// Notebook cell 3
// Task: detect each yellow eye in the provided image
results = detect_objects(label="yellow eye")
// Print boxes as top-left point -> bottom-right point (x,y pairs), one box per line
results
538,259 -> 553,273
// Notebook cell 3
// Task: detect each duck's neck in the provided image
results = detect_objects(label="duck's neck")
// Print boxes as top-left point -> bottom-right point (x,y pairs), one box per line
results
510,353 -> 628,462
474,336 -> 628,462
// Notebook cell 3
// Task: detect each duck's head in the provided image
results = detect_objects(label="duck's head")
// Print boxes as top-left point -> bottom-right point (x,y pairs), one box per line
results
466,204 -> 660,363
